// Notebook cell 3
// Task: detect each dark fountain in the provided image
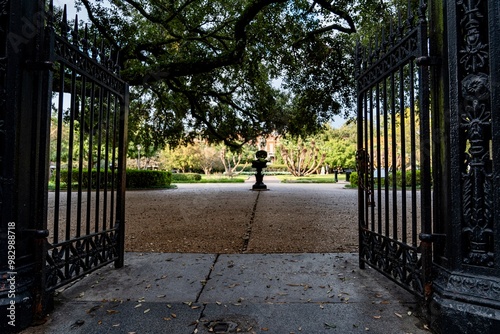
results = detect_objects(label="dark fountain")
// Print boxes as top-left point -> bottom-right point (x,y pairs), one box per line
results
251,150 -> 268,190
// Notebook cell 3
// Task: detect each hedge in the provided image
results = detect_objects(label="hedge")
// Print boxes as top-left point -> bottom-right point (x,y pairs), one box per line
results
349,170 -> 421,188
349,172 -> 358,187
52,169 -> 172,189
171,172 -> 202,182
126,169 -> 172,188
52,169 -> 114,188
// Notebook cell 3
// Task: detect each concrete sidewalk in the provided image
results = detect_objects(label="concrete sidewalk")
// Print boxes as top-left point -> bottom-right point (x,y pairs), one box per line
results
25,177 -> 431,333
26,252 -> 429,334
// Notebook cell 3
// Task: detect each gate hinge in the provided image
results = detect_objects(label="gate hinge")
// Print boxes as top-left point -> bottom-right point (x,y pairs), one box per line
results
25,60 -> 54,70
24,229 -> 50,239
419,233 -> 445,243
415,56 -> 441,67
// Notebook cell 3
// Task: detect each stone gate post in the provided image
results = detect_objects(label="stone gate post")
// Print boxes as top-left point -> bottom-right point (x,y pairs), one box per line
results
0,0 -> 51,332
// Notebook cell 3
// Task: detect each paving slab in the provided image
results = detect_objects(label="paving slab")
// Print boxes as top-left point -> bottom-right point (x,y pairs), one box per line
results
39,301 -> 201,334
201,253 -> 413,304
197,302 -> 422,334
59,253 -> 216,302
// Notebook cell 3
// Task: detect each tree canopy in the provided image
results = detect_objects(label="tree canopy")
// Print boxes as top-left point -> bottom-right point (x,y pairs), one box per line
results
73,0 -> 400,150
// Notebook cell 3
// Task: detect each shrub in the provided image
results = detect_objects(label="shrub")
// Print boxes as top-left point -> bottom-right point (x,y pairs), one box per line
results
349,172 -> 358,187
386,170 -> 421,187
171,172 -> 202,182
126,169 -> 172,188
52,169 -> 172,189
54,169 -> 114,188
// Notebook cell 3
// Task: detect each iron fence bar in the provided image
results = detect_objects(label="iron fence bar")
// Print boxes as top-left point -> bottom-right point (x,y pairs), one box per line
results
95,86 -> 104,234
53,62 -> 66,245
86,80 -> 95,240
102,89 -> 112,258
399,64 -> 407,244
357,40 -> 366,270
76,76 -> 87,239
64,66 -> 78,280
376,83 -> 382,235
364,90 -> 369,227
110,96 -> 118,227
391,71 -> 398,241
369,86 -> 375,229
383,78 -> 390,237
409,60 -> 418,248
115,84 -> 129,268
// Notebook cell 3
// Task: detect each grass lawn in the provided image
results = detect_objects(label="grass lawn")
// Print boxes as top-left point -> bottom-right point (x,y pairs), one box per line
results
276,174 -> 338,183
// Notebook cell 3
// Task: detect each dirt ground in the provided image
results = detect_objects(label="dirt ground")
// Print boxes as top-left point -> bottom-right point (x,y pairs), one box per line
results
123,177 -> 359,254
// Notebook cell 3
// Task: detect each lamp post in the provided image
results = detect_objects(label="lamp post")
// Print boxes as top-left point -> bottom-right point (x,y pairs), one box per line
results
137,144 -> 141,169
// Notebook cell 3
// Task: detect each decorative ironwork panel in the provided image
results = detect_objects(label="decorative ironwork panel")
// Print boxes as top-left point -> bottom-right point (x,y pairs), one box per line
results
356,1 -> 433,298
0,0 -> 9,219
44,5 -> 128,291
454,0 -> 494,268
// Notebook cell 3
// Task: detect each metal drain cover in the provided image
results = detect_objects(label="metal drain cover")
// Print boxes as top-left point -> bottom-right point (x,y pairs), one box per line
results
199,314 -> 258,333
205,320 -> 238,333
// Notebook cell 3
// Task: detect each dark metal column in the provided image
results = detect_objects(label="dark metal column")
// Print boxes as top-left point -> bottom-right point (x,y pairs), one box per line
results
430,0 -> 500,332
0,0 -> 51,332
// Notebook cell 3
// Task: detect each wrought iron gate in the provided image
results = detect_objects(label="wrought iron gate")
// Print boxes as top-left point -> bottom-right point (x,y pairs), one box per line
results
44,4 -> 129,292
0,1 -> 128,330
355,1 -> 433,299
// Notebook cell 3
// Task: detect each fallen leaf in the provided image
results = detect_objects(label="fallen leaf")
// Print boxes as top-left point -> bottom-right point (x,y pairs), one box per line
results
261,328 -> 269,331
373,316 -> 381,319
324,323 -> 336,329
107,310 -> 119,314
87,305 -> 101,314
112,324 -> 120,327
157,295 -> 166,298
394,312 -> 403,318
171,313 -> 177,318
144,308 -> 150,313
134,304 -> 142,308
163,317 -> 171,321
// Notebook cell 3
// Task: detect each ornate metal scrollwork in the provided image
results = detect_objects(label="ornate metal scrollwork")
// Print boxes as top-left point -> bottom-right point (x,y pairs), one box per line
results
457,0 -> 494,267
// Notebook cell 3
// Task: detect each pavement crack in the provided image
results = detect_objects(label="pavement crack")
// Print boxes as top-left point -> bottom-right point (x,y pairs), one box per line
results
241,190 -> 261,252
195,253 -> 220,303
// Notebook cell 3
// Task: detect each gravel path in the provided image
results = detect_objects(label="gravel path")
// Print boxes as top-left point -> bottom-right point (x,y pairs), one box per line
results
124,177 -> 359,253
